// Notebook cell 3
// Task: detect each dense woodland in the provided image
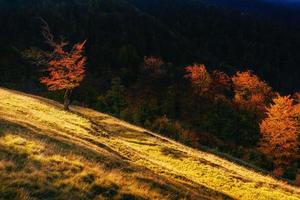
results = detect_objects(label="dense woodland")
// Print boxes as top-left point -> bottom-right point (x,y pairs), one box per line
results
0,0 -> 300,182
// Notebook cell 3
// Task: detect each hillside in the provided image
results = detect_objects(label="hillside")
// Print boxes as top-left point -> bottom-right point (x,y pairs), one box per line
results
202,0 -> 300,26
1,0 -> 300,93
0,88 -> 299,200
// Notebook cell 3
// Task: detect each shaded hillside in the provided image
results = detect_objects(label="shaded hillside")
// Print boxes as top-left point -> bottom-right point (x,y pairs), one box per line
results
0,0 -> 300,93
128,0 -> 300,92
0,88 -> 299,200
0,0 -> 191,90
205,0 -> 300,24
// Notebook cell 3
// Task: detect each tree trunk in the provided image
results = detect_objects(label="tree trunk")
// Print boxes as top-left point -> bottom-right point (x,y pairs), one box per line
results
64,89 -> 72,111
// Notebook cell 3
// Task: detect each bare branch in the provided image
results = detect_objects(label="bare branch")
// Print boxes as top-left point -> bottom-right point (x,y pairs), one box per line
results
39,17 -> 55,47
22,47 -> 52,66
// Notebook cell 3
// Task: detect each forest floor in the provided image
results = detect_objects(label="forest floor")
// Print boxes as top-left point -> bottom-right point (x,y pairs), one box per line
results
0,87 -> 299,200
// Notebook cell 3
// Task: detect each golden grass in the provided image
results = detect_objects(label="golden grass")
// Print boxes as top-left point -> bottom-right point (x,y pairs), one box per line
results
0,87 -> 299,200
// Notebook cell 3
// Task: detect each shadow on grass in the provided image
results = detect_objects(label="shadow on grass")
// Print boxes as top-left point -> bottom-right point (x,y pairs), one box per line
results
0,119 -> 236,200
0,142 -> 82,199
0,119 -> 125,163
0,122 -> 134,200
136,177 -> 234,200
160,147 -> 187,160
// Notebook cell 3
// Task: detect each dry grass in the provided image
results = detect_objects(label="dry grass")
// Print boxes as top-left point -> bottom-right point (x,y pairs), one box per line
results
0,87 -> 299,200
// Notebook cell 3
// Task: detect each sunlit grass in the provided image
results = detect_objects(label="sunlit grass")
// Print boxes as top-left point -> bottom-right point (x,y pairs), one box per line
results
0,89 -> 92,136
0,87 -> 299,200
0,128 -> 186,199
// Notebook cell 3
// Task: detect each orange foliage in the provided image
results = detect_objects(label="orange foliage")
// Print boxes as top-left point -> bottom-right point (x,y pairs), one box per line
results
34,19 -> 87,110
294,102 -> 300,116
294,101 -> 300,149
185,64 -> 211,95
232,71 -> 273,113
259,95 -> 299,171
40,41 -> 86,91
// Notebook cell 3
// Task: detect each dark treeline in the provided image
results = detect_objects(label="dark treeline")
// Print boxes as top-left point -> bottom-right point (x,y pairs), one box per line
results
1,0 -> 300,93
0,0 -> 300,181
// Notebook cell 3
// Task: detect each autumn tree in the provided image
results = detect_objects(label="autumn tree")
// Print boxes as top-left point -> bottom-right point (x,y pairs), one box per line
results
24,20 -> 87,110
232,71 -> 273,115
185,64 -> 212,95
293,95 -> 300,175
259,95 -> 299,176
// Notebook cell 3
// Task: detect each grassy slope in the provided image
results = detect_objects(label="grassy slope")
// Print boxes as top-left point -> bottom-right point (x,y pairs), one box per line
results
0,88 -> 299,200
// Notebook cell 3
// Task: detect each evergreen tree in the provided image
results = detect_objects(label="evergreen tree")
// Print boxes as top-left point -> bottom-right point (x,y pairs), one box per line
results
96,77 -> 127,117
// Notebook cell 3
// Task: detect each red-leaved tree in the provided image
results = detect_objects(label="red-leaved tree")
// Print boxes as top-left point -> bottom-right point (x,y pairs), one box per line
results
40,41 -> 86,110
24,19 -> 87,110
